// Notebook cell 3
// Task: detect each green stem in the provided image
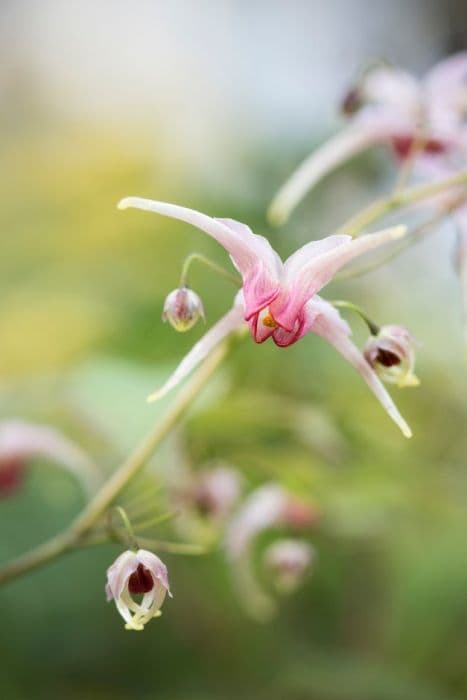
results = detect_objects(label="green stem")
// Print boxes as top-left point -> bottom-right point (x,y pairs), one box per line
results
339,169 -> 467,237
180,252 -> 240,287
0,342 -> 230,586
331,300 -> 380,335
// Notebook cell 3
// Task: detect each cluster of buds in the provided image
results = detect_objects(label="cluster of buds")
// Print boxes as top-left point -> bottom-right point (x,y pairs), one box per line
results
106,549 -> 171,631
364,325 -> 419,388
162,286 -> 204,332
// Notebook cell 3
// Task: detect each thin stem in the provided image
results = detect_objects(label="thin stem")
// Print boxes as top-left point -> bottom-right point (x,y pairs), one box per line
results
331,300 -> 380,335
180,252 -> 240,287
0,341 -> 231,586
135,537 -> 207,555
339,169 -> 467,237
108,506 -> 138,550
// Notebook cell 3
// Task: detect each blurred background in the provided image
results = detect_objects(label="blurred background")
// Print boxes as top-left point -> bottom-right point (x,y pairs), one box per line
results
1,1 -> 467,698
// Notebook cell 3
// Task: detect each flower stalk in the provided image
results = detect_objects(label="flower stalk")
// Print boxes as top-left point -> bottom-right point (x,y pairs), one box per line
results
0,341 -> 231,586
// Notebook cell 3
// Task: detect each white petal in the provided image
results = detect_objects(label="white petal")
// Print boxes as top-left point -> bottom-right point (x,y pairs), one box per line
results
267,123 -> 390,225
306,298 -> 412,438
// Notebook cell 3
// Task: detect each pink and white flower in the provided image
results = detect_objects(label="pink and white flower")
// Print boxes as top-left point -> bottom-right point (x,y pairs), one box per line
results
162,286 -> 205,332
224,483 -> 316,560
364,325 -> 419,388
268,52 -> 467,224
118,197 -> 411,436
263,538 -> 315,593
106,549 -> 172,631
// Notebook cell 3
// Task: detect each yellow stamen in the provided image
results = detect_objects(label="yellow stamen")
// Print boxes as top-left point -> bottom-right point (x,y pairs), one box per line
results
262,314 -> 278,328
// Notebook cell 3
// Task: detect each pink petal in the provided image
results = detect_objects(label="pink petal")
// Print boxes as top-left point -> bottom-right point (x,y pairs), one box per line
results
267,122 -> 392,225
136,549 -> 172,597
147,295 -> 246,402
271,225 -> 406,331
118,199 -> 282,318
304,297 -> 412,438
106,550 -> 139,600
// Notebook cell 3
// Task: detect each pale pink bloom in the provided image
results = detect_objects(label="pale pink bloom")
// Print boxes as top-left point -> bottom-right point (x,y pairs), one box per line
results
190,466 -> 243,520
0,420 -> 100,496
263,539 -> 315,593
162,286 -> 205,332
106,549 -> 172,631
364,325 -> 419,388
118,197 -> 411,437
224,483 -> 315,560
269,53 -> 467,224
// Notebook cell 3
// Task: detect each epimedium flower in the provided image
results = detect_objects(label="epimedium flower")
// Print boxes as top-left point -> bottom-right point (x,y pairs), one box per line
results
223,484 -> 317,620
106,549 -> 172,631
190,465 -> 243,520
0,419 -> 100,497
263,538 -> 315,594
364,325 -> 419,388
268,52 -> 467,224
162,286 -> 205,332
118,196 -> 412,437
224,483 -> 317,561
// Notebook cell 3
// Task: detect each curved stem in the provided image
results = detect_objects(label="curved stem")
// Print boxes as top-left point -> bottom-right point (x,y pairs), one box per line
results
0,341 -> 231,586
180,252 -> 241,287
330,300 -> 380,335
339,169 -> 467,237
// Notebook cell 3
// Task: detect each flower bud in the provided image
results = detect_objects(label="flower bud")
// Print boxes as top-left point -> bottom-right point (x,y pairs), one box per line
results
364,325 -> 419,388
106,549 -> 172,631
263,539 -> 315,594
192,466 -> 242,520
162,287 -> 205,332
340,86 -> 364,116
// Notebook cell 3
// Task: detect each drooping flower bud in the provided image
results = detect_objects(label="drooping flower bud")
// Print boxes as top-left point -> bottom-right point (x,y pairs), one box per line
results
363,325 -> 419,388
106,549 -> 172,631
162,286 -> 205,332
192,466 -> 243,520
263,539 -> 315,594
340,86 -> 364,116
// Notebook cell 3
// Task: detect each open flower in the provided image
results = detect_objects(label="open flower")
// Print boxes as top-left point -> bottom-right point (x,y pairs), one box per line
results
224,483 -> 317,560
263,539 -> 315,594
223,484 -> 317,619
268,52 -> 467,224
364,325 -> 419,388
106,549 -> 172,631
162,286 -> 205,332
0,419 -> 99,497
118,197 -> 411,436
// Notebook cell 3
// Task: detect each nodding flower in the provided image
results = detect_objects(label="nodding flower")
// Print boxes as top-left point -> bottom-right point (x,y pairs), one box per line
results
263,539 -> 315,594
190,466 -> 243,520
268,52 -> 467,224
106,549 -> 172,631
364,325 -> 419,388
118,196 -> 411,437
162,286 -> 205,332
224,484 -> 317,561
0,419 -> 99,497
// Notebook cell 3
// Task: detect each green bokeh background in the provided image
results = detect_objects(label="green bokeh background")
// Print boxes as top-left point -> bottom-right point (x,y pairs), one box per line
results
1,2 -> 467,699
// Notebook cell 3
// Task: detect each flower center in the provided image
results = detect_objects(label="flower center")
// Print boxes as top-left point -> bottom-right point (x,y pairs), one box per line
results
376,349 -> 401,367
128,564 -> 154,594
262,314 -> 278,328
